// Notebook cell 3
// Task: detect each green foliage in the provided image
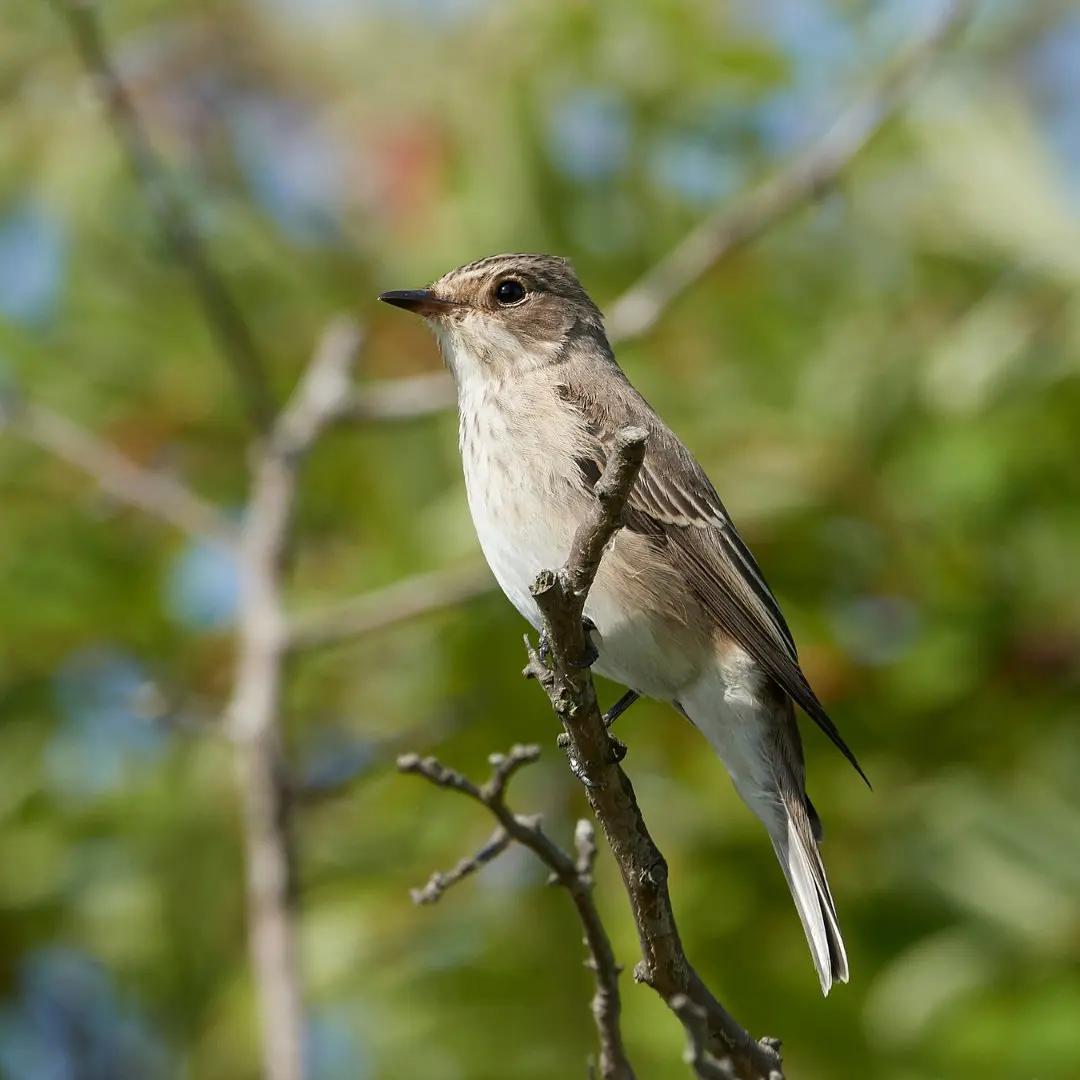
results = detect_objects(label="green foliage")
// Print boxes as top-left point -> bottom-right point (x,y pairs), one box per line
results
2,2 -> 1079,1078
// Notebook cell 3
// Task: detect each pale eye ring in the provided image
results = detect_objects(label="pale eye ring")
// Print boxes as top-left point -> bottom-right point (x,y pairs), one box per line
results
493,279 -> 527,306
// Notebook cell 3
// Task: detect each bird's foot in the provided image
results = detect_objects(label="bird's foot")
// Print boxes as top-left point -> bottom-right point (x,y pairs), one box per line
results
538,629 -> 552,667
557,730 -> 627,785
607,735 -> 628,764
602,689 -> 639,728
557,732 -> 596,787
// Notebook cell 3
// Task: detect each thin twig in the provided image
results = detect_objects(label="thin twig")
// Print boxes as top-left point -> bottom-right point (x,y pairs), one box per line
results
524,427 -> 783,1080
399,747 -> 635,1080
604,0 -> 972,345
3,399 -> 238,548
288,560 -> 494,651
52,0 -> 277,432
526,423 -> 648,675
410,828 -> 512,905
225,318 -> 363,1080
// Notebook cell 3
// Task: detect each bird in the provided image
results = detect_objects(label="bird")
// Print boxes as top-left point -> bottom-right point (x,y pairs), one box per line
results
379,253 -> 866,994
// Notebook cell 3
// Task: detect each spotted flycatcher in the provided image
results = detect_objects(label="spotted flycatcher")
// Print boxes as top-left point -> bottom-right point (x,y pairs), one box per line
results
380,253 -> 866,994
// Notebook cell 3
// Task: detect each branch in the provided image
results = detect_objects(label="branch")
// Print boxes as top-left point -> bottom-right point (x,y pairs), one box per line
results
409,827 -> 512,905
273,319 -> 364,457
523,427 -> 784,1080
604,0 -> 972,345
52,0 -> 277,433
399,746 -> 635,1080
2,398 -> 239,548
341,372 -> 457,422
670,997 -> 740,1080
355,1 -> 968,427
225,318 -> 363,1080
287,560 -> 493,651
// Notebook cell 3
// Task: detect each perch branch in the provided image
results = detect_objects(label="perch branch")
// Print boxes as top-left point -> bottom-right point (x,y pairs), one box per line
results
604,0 -> 972,345
523,426 -> 783,1080
399,746 -> 635,1080
225,317 -> 363,1080
52,0 -> 276,433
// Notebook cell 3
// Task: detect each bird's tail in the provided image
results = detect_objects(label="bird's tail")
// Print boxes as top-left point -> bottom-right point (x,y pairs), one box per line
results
674,677 -> 849,994
768,796 -> 849,995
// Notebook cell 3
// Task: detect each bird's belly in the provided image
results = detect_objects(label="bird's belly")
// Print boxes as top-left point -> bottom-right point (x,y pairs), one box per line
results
462,427 -> 705,702
584,572 -> 706,699
587,608 -> 690,700
473,516 -> 703,702
464,461 -> 574,632
474,515 -> 564,631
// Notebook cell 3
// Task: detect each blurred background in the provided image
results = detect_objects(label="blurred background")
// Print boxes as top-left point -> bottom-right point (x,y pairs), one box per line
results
2,0 -> 1080,1077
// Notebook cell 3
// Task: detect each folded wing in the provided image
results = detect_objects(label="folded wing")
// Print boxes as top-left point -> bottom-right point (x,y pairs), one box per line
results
556,376 -> 869,786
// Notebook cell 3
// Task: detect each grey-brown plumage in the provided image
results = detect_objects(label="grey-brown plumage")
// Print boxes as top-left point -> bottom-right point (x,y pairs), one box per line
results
380,253 -> 865,994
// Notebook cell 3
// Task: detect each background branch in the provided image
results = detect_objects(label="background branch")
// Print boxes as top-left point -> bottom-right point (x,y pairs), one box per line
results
341,373 -> 457,422
604,0 -> 973,345
225,318 -> 363,1080
288,560 -> 493,651
399,746 -> 635,1080
3,398 -> 239,548
524,427 -> 784,1080
670,997 -> 740,1080
323,0 -> 969,430
52,0 -> 277,433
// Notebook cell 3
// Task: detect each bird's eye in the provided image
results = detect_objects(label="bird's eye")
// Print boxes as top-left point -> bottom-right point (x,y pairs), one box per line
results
493,279 -> 527,306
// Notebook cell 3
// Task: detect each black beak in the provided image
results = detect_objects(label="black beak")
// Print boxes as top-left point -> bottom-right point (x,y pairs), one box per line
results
378,289 -> 458,316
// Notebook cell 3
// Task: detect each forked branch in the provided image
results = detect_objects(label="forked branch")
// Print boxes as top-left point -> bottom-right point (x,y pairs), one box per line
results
399,747 -> 635,1080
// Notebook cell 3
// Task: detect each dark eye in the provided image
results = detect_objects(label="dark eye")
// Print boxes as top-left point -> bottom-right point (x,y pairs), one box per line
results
493,279 -> 526,305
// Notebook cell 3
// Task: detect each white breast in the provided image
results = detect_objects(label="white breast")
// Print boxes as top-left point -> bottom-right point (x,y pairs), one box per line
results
447,343 -> 706,702
458,377 -> 579,631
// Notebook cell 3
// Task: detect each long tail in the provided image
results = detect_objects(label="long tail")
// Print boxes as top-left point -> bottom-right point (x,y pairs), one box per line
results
675,675 -> 849,994
769,795 -> 848,995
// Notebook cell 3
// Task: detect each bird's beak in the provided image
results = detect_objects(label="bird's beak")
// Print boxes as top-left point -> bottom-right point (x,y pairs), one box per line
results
378,289 -> 459,317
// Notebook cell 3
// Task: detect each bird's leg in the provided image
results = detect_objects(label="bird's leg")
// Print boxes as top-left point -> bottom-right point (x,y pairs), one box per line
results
603,689 -> 639,728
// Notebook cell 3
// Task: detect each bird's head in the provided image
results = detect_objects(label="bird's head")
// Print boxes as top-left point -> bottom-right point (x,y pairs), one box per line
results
379,253 -> 609,388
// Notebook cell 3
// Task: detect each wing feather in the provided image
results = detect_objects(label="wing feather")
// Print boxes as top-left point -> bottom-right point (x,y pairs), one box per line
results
556,378 -> 868,786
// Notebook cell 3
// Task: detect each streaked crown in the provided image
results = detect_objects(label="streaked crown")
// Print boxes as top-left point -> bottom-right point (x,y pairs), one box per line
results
432,253 -> 598,312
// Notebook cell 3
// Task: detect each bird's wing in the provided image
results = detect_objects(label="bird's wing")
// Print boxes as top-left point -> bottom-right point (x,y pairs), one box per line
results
556,377 -> 868,785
